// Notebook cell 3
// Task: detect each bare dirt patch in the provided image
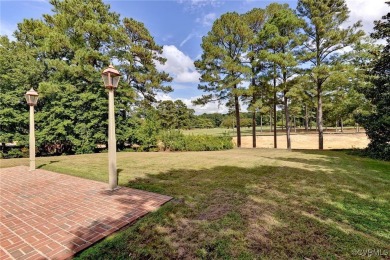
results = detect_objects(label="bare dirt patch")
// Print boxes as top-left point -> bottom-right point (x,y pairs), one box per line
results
233,133 -> 369,149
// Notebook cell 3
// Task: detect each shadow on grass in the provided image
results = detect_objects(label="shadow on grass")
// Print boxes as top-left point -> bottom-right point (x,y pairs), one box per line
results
37,160 -> 59,169
73,162 -> 389,259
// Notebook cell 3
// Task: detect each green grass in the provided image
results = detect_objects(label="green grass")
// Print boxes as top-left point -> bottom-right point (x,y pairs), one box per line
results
1,149 -> 389,259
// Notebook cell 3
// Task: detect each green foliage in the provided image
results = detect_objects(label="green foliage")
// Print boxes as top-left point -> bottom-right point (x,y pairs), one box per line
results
198,113 -> 225,127
159,130 -> 233,151
132,109 -> 161,151
156,100 -> 194,130
220,116 -> 235,129
4,148 -> 24,159
297,0 -> 365,149
357,5 -> 390,160
194,117 -> 215,129
195,12 -> 253,147
258,3 -> 306,149
0,0 -> 171,155
0,36 -> 42,144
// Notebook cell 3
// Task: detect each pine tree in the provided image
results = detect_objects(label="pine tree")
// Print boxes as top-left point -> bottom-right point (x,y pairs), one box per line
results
0,36 -> 44,148
2,0 -> 171,154
296,0 -> 364,149
117,18 -> 172,106
243,8 -> 266,148
259,3 -> 305,149
194,12 -> 252,148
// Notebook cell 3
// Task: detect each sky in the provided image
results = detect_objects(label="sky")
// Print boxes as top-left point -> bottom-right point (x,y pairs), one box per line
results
0,0 -> 388,114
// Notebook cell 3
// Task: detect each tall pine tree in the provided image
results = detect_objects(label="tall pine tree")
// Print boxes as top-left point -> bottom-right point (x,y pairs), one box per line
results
2,0 -> 171,154
297,0 -> 364,149
194,12 -> 252,147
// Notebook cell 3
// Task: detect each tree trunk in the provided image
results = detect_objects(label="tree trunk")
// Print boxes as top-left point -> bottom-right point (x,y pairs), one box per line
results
305,104 -> 309,131
234,87 -> 241,148
252,110 -> 256,148
284,91 -> 291,150
340,118 -> 343,133
273,66 -> 277,149
294,116 -> 296,133
260,115 -> 263,132
251,75 -> 257,148
317,83 -> 324,150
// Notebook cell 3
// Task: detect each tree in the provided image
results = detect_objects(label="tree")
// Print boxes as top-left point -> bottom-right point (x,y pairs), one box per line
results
175,100 -> 195,129
156,100 -> 194,129
194,117 -> 215,129
0,36 -> 44,149
157,100 -> 177,129
132,108 -> 161,151
196,113 -> 225,128
259,3 -> 305,149
117,18 -> 172,106
194,12 -> 252,147
297,0 -> 364,149
243,8 -> 266,148
357,4 -> 390,160
1,0 -> 171,154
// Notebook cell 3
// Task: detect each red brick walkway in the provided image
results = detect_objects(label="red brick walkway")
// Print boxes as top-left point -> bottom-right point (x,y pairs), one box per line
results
0,166 -> 171,259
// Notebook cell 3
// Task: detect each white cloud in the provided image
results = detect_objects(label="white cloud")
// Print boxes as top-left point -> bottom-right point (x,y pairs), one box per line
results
177,0 -> 221,9
155,93 -> 229,114
155,45 -> 200,83
196,13 -> 217,27
187,99 -> 229,114
345,0 -> 388,34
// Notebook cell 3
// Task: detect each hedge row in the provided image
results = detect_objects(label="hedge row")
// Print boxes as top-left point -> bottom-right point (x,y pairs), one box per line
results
159,131 -> 233,151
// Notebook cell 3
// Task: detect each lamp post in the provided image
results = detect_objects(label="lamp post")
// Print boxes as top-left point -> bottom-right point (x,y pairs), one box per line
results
101,64 -> 121,190
25,88 -> 39,171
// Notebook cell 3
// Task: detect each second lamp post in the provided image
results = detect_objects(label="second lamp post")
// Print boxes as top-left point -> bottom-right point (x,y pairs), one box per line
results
25,88 -> 39,171
102,64 -> 121,190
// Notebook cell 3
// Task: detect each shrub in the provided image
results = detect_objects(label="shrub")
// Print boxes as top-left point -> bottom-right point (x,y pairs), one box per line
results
4,148 -> 24,159
159,130 -> 233,151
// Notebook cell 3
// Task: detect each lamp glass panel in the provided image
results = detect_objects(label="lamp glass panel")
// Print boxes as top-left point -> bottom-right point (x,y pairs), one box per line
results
31,95 -> 39,105
25,94 -> 38,105
112,76 -> 120,88
25,94 -> 30,104
102,74 -> 110,87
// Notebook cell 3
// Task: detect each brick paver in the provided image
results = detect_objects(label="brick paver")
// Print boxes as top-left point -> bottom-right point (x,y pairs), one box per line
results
0,166 -> 171,259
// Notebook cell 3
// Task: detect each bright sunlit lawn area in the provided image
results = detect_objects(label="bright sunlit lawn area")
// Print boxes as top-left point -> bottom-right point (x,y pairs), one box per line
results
1,149 -> 389,258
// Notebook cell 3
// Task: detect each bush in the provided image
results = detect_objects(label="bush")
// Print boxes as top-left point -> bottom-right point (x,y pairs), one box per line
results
159,130 -> 233,151
3,148 -> 24,159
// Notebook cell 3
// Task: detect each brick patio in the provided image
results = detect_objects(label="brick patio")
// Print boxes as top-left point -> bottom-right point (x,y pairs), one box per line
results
0,166 -> 172,259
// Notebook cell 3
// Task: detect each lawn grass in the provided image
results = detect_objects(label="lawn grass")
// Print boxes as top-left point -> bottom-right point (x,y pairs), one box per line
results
1,149 -> 389,258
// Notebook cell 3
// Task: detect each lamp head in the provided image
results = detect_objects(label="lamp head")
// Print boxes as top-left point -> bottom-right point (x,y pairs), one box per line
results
102,64 -> 121,89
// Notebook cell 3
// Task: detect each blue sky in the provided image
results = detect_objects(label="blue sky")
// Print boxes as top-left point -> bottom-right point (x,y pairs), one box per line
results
0,0 -> 387,113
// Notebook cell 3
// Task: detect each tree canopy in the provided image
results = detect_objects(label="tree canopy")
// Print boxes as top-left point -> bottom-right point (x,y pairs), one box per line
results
0,0 -> 172,154
356,3 -> 390,160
